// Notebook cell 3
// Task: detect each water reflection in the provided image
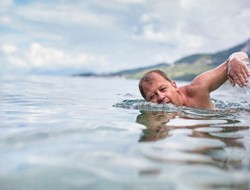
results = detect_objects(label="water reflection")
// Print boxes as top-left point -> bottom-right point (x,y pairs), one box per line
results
136,111 -> 176,141
136,110 -> 249,170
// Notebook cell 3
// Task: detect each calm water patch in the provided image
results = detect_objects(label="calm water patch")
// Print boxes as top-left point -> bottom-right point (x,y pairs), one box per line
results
0,75 -> 250,190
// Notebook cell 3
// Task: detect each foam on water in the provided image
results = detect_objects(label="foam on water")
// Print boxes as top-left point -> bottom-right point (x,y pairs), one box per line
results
113,98 -> 250,118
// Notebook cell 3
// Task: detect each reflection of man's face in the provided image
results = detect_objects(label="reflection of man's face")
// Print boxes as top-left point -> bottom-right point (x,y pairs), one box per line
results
136,111 -> 176,142
136,111 -> 176,128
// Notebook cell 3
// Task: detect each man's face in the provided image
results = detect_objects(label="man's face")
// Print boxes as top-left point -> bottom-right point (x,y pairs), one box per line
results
142,73 -> 178,104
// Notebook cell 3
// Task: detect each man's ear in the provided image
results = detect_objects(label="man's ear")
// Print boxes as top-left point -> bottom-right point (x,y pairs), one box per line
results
171,81 -> 177,88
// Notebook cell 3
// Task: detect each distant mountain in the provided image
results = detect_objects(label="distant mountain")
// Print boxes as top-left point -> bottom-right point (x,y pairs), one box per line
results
175,38 -> 250,66
109,63 -> 169,76
74,63 -> 169,77
75,38 -> 250,81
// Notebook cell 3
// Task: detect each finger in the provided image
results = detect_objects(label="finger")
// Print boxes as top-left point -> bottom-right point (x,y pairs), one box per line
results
243,64 -> 250,76
239,73 -> 246,86
230,71 -> 244,87
236,74 -> 247,87
234,78 -> 244,87
228,75 -> 235,86
233,65 -> 248,86
240,67 -> 249,85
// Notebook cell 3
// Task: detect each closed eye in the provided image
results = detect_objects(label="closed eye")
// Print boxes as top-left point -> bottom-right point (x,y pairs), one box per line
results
147,93 -> 156,102
160,87 -> 167,92
148,93 -> 157,101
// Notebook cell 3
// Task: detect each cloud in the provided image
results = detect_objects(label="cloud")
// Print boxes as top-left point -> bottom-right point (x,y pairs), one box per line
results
1,42 -> 108,73
114,0 -> 145,3
94,0 -> 145,4
0,0 -> 12,25
1,44 -> 17,54
133,0 -> 250,55
0,0 -> 12,12
1,0 -> 250,74
0,15 -> 11,24
14,2 -> 117,28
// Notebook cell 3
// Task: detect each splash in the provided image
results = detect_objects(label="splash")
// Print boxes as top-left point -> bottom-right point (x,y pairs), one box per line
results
113,99 -> 180,112
113,98 -> 250,117
213,99 -> 250,112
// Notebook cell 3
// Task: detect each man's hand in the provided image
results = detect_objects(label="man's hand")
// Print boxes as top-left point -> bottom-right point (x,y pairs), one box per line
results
228,56 -> 250,87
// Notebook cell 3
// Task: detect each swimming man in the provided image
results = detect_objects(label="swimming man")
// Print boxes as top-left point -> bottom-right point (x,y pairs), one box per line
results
139,52 -> 249,109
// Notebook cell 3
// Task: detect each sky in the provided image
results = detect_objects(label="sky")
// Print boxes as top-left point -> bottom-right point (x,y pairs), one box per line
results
0,0 -> 250,75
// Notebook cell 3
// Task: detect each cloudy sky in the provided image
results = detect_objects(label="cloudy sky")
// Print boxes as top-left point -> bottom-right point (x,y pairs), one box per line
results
0,0 -> 250,75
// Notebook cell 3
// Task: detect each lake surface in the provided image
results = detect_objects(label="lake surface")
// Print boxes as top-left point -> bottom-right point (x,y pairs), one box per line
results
0,75 -> 250,190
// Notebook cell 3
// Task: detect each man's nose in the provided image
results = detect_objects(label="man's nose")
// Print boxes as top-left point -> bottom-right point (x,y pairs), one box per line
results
157,92 -> 165,103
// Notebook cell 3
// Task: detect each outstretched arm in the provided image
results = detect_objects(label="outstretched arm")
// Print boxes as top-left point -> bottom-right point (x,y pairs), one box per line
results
191,52 -> 249,92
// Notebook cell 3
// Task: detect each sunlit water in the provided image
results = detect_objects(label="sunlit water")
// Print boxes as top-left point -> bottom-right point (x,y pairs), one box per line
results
0,75 -> 250,190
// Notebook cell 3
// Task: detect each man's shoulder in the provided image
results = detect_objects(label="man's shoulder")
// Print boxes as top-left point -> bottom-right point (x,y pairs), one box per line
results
179,82 -> 206,97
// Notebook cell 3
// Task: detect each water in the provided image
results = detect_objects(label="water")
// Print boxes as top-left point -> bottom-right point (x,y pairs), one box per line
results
0,75 -> 250,190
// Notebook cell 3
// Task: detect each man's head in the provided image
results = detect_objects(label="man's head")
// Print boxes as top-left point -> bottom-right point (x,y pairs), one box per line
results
139,70 -> 172,99
139,70 -> 177,104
